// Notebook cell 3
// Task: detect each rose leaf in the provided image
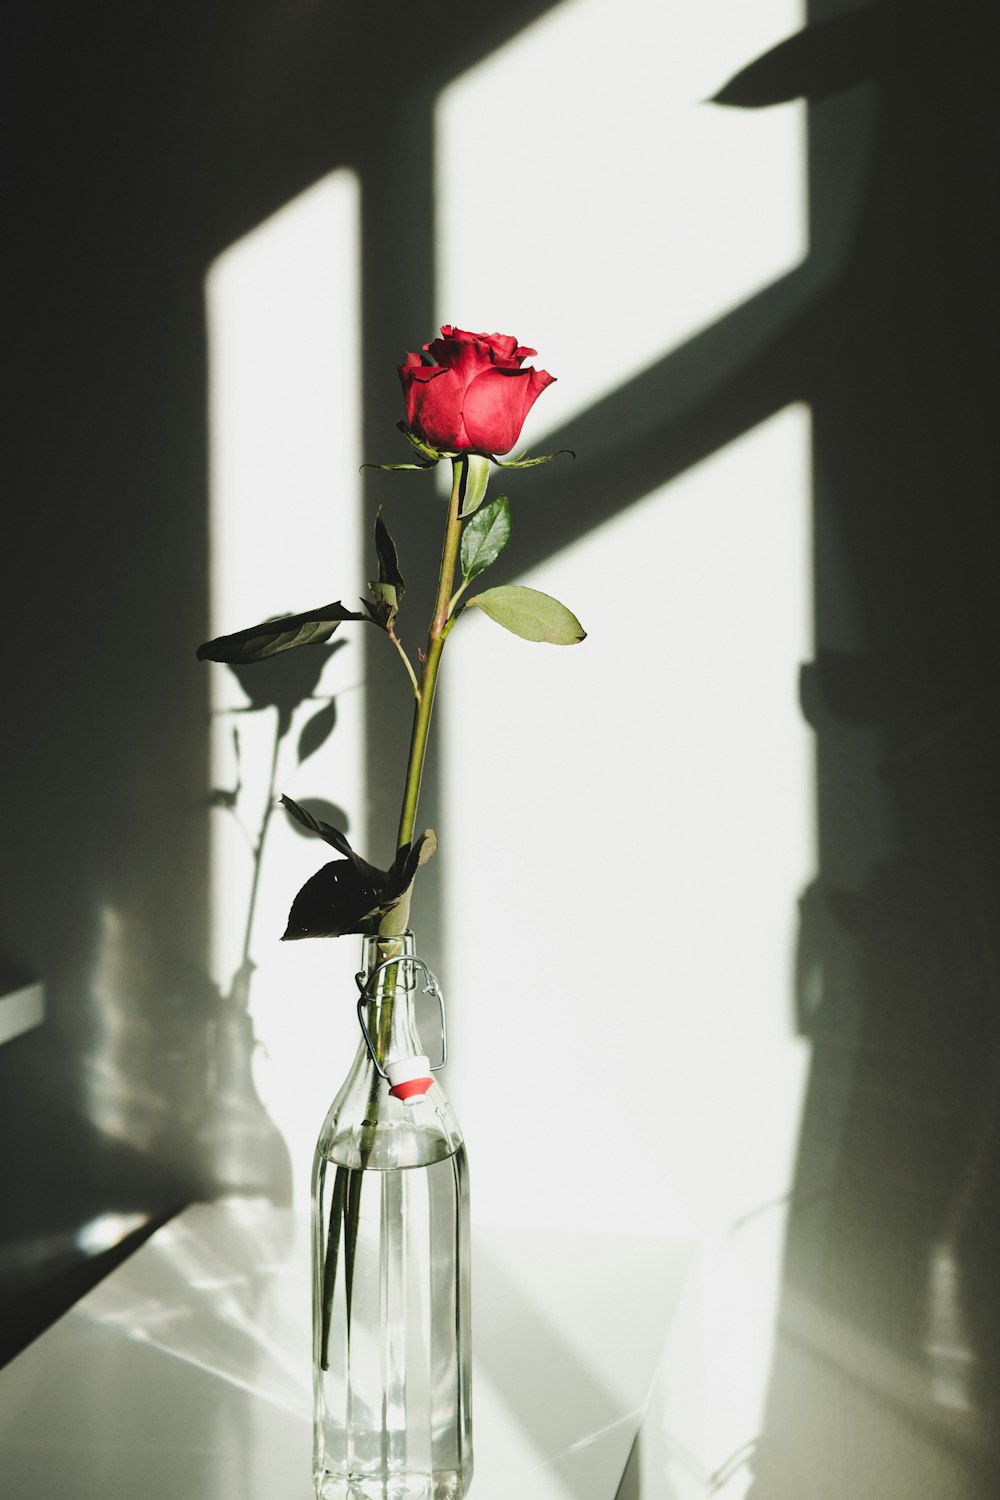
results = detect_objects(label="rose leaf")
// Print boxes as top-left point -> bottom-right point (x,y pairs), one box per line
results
197,603 -> 368,664
374,512 -> 405,601
366,583 -> 400,629
281,859 -> 389,940
280,795 -> 385,885
466,585 -> 586,645
460,496 -> 512,582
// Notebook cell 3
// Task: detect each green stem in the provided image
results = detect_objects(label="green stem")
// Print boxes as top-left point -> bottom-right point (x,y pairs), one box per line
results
379,457 -> 469,938
323,464 -> 475,1360
387,623 -> 421,700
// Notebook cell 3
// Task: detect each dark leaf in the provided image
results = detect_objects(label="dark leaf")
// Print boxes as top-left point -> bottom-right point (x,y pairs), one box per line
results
281,859 -> 391,939
460,496 -> 512,581
282,798 -> 351,837
197,603 -> 368,664
374,513 -> 405,596
281,795 -> 385,886
297,699 -> 338,764
281,814 -> 437,942
467,585 -> 586,644
282,793 -> 353,854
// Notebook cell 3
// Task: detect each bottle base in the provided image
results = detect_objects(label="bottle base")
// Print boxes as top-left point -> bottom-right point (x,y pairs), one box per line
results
315,1471 -> 469,1500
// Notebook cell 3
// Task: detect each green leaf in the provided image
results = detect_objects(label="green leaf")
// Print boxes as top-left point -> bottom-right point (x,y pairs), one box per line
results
460,496 -> 512,582
297,699 -> 337,764
197,603 -> 368,664
366,583 -> 399,629
467,585 -> 586,645
366,512 -> 405,627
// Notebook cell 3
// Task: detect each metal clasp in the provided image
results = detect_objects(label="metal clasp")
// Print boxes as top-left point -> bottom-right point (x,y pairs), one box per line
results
354,955 -> 448,1079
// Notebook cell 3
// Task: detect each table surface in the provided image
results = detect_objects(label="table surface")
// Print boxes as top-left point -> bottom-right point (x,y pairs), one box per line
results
0,1201 -> 692,1500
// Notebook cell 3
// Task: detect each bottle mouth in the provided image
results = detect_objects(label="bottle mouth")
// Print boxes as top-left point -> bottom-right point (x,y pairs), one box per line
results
386,1054 -> 433,1101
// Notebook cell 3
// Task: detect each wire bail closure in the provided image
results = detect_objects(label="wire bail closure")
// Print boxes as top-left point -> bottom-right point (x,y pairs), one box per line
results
355,954 -> 448,1098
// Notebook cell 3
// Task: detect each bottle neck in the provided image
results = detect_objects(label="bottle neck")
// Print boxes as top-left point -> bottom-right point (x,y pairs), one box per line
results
357,931 -> 424,1071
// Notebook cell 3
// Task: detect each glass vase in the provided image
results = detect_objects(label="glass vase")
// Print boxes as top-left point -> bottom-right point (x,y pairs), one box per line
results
311,931 -> 472,1500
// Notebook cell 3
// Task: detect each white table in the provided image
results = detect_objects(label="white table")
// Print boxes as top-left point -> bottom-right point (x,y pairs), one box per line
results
0,1202 -> 693,1499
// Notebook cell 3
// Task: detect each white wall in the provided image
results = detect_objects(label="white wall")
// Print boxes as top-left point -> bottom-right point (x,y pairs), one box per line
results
205,170 -> 368,1204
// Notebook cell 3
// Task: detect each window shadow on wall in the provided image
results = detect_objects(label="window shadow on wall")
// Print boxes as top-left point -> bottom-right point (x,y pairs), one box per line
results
714,4 -> 999,1496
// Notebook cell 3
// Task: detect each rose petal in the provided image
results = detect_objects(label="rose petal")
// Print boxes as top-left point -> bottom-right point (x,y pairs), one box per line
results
424,332 -> 495,387
481,333 -> 521,366
424,327 -> 531,374
403,365 -> 468,448
462,366 -> 555,454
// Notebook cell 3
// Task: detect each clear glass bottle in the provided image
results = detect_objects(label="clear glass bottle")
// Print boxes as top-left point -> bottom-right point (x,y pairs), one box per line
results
312,932 -> 472,1500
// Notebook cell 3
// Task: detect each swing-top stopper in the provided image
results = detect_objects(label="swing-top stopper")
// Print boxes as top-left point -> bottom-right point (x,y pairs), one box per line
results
386,1054 -> 433,1101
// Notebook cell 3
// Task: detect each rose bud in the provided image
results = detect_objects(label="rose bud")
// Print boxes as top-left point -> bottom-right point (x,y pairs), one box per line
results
398,326 -> 555,456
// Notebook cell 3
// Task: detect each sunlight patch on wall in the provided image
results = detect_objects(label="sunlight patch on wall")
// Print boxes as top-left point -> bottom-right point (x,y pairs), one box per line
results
443,404 -> 814,1237
205,170 -> 365,1205
436,0 -> 805,442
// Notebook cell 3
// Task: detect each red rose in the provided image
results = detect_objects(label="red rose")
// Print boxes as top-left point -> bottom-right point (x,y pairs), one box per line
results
398,326 -> 555,455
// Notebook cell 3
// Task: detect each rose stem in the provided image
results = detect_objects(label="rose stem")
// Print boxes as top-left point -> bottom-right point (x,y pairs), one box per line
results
378,454 -> 468,942
339,463 -> 470,1311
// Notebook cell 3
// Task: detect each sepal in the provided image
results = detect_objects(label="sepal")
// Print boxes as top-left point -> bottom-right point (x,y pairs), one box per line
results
490,448 -> 575,470
361,423 -> 450,471
457,452 -> 491,517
